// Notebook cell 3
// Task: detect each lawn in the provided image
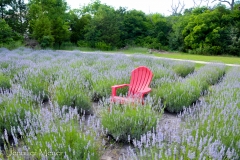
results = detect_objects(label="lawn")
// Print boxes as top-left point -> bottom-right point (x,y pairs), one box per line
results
118,47 -> 240,65
154,52 -> 240,65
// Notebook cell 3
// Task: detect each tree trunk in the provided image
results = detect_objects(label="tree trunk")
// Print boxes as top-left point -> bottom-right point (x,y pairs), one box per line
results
0,4 -> 3,19
231,0 -> 234,10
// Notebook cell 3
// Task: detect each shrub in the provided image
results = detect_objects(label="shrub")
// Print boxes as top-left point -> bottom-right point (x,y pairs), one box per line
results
52,78 -> 92,113
91,76 -> 128,101
150,65 -> 177,88
95,41 -> 112,51
40,36 -> 54,48
77,40 -> 89,47
101,103 -> 160,142
162,81 -> 202,113
21,66 -> 59,102
24,121 -> 100,160
91,68 -> 130,101
155,64 -> 226,113
171,61 -> 195,77
0,90 -> 39,146
127,68 -> 239,159
0,72 -> 11,90
0,41 -> 23,50
0,19 -> 23,50
22,72 -> 50,102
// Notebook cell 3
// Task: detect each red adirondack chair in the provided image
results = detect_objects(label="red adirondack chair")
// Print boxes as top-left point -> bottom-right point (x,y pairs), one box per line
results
111,66 -> 153,104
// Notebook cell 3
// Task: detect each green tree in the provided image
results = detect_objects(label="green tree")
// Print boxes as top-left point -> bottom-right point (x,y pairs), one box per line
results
68,9 -> 91,44
32,16 -> 54,48
0,0 -> 11,19
84,2 -> 122,50
80,0 -> 102,15
0,0 -> 27,36
145,13 -> 171,49
182,5 -> 232,55
228,2 -> 240,56
0,18 -> 14,43
121,9 -> 148,46
4,0 -> 27,35
168,14 -> 191,51
0,18 -> 22,45
28,0 -> 70,48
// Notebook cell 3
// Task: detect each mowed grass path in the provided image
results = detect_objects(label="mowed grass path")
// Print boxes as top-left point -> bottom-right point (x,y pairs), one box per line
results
114,47 -> 240,65
153,52 -> 240,65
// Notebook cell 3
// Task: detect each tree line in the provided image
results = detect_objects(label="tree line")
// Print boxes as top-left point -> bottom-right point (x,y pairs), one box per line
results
0,0 -> 240,56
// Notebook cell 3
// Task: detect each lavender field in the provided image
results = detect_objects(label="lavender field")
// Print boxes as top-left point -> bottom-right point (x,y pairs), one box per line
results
0,48 -> 239,160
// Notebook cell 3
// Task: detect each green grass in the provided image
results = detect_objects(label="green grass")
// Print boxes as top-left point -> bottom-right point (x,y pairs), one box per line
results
78,47 -> 100,52
153,52 -> 240,65
56,45 -> 240,65
118,47 -> 149,54
117,47 -> 240,65
195,63 -> 205,70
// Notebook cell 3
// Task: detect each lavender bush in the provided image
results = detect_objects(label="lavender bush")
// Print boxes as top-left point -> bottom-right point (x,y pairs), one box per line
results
1,48 -> 238,159
125,67 -> 239,160
171,61 -> 195,77
3,100 -> 102,159
0,72 -> 11,90
0,87 -> 39,146
101,100 -> 161,142
25,120 -> 100,160
155,64 -> 226,113
52,71 -> 92,113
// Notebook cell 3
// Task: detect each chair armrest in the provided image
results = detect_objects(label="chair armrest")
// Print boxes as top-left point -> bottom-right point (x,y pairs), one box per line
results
111,84 -> 129,96
136,88 -> 151,98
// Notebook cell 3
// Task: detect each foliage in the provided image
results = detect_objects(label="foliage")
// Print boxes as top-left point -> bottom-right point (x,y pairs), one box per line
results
101,103 -> 159,142
0,0 -> 240,56
0,19 -> 22,45
168,14 -> 190,52
84,3 -> 122,49
155,64 -> 226,113
120,9 -> 149,46
0,72 -> 11,90
69,12 -> 91,44
20,66 -> 58,102
171,61 -> 195,77
127,68 -> 240,160
28,0 -> 70,48
1,0 -> 28,35
32,16 -> 54,48
25,120 -> 100,160
52,75 -> 92,113
144,13 -> 171,49
1,48 -> 240,159
0,90 -> 38,139
183,6 -> 233,55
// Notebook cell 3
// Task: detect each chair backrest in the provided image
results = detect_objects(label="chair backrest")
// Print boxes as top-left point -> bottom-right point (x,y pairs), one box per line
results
128,66 -> 153,95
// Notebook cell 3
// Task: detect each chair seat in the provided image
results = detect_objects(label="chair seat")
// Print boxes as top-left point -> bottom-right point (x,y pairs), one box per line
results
111,96 -> 142,104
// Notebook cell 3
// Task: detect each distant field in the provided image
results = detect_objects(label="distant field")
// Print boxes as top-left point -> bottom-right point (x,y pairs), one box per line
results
117,47 -> 240,65
153,52 -> 240,65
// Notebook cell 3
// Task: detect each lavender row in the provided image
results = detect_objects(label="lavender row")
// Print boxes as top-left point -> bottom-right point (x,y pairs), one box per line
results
125,67 -> 239,160
154,63 -> 226,113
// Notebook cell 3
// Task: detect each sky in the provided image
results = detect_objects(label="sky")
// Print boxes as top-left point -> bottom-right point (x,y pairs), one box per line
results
66,0 -> 219,16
